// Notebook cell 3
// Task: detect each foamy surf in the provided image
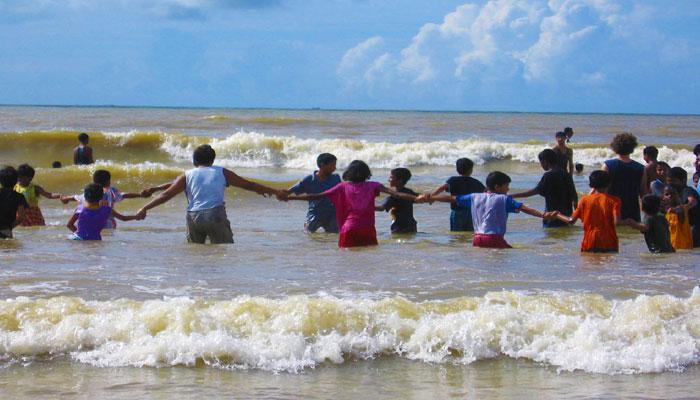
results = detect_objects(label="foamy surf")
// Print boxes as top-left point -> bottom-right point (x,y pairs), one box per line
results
1,289 -> 698,374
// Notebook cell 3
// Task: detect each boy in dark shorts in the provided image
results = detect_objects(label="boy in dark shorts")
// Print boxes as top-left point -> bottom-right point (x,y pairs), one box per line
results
0,166 -> 28,239
511,149 -> 578,227
431,158 -> 485,231
626,195 -> 674,253
285,153 -> 341,233
376,167 -> 418,233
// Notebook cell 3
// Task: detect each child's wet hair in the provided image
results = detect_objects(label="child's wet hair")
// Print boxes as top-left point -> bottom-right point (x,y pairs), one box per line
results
555,131 -> 567,138
575,163 -> 584,173
538,149 -> 559,166
643,146 -> 658,159
455,158 -> 474,175
641,195 -> 661,215
391,167 -> 411,184
316,153 -> 337,167
656,161 -> 670,171
342,160 -> 371,183
78,132 -> 89,143
84,183 -> 104,204
668,167 -> 687,184
93,170 -> 111,186
588,170 -> 610,189
17,164 -> 35,179
610,133 -> 638,156
0,166 -> 18,188
193,144 -> 216,166
485,171 -> 511,190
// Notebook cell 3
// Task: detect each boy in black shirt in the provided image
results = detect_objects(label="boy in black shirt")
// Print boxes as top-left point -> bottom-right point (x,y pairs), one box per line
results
627,195 -> 674,253
431,158 -> 485,231
511,149 -> 578,227
376,168 -> 418,233
0,166 -> 28,238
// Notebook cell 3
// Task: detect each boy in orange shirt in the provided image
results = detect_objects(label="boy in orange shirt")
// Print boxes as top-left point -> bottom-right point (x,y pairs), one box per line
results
555,170 -> 626,252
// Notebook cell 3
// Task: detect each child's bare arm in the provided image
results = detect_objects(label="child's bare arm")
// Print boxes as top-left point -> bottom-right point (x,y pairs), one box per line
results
287,193 -> 326,201
510,188 -> 539,198
67,213 -> 78,232
422,193 -> 457,203
35,185 -> 61,199
625,218 -> 648,232
379,185 -> 417,202
121,192 -> 143,199
112,209 -> 140,221
140,182 -> 172,198
518,204 -> 550,219
431,183 -> 448,196
60,195 -> 77,204
554,212 -> 575,224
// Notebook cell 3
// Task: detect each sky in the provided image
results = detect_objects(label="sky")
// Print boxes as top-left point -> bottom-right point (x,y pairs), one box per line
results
0,0 -> 699,114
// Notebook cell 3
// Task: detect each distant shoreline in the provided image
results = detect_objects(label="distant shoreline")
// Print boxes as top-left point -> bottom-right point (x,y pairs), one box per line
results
1,103 -> 698,117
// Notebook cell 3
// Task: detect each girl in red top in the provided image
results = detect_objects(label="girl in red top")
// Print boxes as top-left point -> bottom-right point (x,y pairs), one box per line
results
555,170 -> 626,252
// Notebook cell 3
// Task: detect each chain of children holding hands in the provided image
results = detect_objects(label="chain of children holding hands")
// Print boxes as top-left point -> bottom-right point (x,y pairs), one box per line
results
1,131 -> 699,252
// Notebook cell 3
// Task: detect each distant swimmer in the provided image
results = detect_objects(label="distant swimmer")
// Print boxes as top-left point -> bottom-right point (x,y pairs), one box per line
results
52,161 -> 62,168
73,132 -> 94,165
553,130 -> 574,175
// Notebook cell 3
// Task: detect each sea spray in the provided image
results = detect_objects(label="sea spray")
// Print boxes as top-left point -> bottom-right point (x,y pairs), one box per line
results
1,289 -> 698,374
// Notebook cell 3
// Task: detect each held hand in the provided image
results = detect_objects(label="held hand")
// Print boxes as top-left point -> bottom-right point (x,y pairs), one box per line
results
276,191 -> 289,202
140,188 -> 154,198
136,209 -> 147,220
416,193 -> 432,204
60,196 -> 71,204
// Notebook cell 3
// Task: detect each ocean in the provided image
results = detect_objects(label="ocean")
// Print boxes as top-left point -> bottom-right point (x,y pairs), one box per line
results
0,106 -> 699,398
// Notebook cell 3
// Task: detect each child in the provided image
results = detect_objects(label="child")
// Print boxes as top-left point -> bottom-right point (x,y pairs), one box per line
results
661,186 -> 693,250
564,127 -> 574,142
67,183 -> 139,240
666,166 -> 699,247
554,170 -> 624,252
284,160 -> 418,248
575,163 -> 584,175
423,171 -> 557,248
61,169 -> 155,229
14,164 -> 62,226
553,131 -> 574,175
73,132 -> 94,165
431,158 -> 485,232
650,161 -> 670,197
511,149 -> 578,228
52,161 -> 62,168
376,167 -> 418,233
642,146 -> 659,192
0,166 -> 28,239
626,195 -> 674,253
284,153 -> 341,233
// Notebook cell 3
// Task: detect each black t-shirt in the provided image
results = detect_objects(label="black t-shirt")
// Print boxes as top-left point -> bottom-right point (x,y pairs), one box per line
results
446,176 -> 485,210
0,188 -> 28,230
381,187 -> 418,233
643,214 -> 674,253
535,169 -> 577,215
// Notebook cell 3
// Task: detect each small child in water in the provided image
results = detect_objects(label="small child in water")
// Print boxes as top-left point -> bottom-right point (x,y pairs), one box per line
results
626,195 -> 674,253
0,166 -> 28,239
554,170 -> 625,252
67,183 -> 140,240
661,186 -> 693,250
376,167 -> 418,233
431,158 -> 485,232
575,163 -> 584,175
14,164 -> 62,226
73,133 -> 94,165
422,171 -> 557,248
283,160 -> 419,248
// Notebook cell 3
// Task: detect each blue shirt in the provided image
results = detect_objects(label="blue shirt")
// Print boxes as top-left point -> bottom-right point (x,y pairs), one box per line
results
290,171 -> 340,217
185,166 -> 228,212
456,193 -> 522,235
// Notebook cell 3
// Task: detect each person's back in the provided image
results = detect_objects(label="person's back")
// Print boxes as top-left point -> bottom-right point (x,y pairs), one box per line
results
444,158 -> 485,231
604,158 -> 644,220
73,133 -> 94,165
537,168 -> 577,227
185,165 -> 227,212
328,181 -> 381,231
468,192 -> 520,236
74,205 -> 112,240
573,192 -> 620,252
643,213 -> 674,253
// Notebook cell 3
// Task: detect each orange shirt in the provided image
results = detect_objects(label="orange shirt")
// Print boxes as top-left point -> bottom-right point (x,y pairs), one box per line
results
571,193 -> 621,252
666,208 -> 693,250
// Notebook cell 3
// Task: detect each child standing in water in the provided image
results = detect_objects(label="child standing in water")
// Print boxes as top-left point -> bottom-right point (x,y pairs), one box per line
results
67,183 -> 140,241
0,166 -> 28,239
554,170 -> 625,252
14,164 -> 62,226
431,158 -> 485,231
283,160 -> 419,247
661,186 -> 693,250
423,171 -> 557,248
626,195 -> 674,253
73,133 -> 94,165
376,167 -> 418,233
553,131 -> 574,175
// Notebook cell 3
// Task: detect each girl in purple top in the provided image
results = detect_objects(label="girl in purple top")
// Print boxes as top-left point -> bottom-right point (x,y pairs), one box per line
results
285,160 -> 419,248
67,184 -> 140,240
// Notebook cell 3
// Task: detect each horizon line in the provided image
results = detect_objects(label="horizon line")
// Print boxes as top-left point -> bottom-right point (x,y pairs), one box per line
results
1,103 -> 699,117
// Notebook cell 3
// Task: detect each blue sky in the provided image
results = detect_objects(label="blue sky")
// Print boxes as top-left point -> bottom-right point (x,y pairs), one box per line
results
1,0 -> 699,113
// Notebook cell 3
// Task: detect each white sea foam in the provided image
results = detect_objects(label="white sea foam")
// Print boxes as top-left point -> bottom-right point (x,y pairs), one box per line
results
159,131 -> 697,170
1,289 -> 698,374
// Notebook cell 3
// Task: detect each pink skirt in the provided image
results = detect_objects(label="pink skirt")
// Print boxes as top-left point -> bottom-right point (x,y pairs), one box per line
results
473,233 -> 511,249
338,227 -> 378,248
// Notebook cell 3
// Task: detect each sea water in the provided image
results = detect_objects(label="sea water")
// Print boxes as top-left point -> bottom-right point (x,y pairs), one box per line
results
0,106 -> 699,398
